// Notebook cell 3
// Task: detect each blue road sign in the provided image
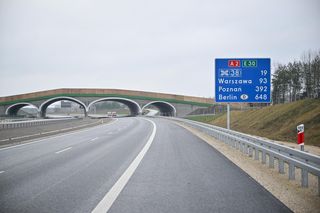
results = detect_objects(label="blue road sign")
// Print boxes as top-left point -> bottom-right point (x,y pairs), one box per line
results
215,58 -> 271,103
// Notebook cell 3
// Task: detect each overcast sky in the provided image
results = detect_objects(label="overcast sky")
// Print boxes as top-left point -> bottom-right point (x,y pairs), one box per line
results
0,0 -> 319,97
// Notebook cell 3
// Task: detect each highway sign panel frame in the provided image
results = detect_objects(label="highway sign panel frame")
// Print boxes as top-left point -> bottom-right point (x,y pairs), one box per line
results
215,58 -> 271,103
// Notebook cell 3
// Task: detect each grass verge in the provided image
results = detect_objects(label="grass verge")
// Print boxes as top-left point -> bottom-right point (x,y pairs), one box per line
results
186,99 -> 320,147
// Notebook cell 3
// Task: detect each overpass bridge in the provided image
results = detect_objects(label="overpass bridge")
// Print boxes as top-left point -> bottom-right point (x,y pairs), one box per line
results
0,88 -> 213,118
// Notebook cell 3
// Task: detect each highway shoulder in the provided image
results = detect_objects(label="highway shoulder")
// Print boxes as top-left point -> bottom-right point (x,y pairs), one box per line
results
175,121 -> 320,213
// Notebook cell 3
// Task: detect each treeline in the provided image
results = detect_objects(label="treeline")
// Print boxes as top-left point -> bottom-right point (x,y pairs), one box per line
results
272,50 -> 320,104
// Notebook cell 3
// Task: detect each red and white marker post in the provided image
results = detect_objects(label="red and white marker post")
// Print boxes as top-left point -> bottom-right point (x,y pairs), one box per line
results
297,124 -> 305,151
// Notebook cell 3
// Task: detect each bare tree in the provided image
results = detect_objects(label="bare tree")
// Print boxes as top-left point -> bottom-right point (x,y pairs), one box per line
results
271,50 -> 320,104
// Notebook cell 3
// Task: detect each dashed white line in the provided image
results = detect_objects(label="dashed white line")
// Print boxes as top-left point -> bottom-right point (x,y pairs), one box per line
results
0,171 -> 5,174
91,118 -> 157,213
0,118 -> 119,151
55,147 -> 72,154
91,137 -> 99,141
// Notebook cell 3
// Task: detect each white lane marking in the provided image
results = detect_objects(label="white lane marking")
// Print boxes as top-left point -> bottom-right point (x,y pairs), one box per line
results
91,137 -> 99,141
55,147 -> 72,154
0,171 -> 5,174
92,118 -> 156,213
0,119 -> 119,151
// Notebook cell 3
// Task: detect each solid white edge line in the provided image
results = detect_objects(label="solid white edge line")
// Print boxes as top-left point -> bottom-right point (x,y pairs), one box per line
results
55,147 -> 72,154
91,118 -> 157,213
0,118 -> 119,151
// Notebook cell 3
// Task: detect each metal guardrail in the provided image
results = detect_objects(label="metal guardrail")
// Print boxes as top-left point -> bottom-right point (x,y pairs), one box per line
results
168,117 -> 320,195
0,118 -> 78,129
0,119 -> 105,143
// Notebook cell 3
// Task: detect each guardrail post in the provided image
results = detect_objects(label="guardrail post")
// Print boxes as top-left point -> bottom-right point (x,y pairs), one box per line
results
269,154 -> 274,168
278,159 -> 285,174
301,169 -> 308,187
227,136 -> 231,145
289,163 -> 295,180
222,134 -> 225,143
248,147 -> 253,157
245,144 -> 249,155
254,149 -> 259,160
262,151 -> 266,164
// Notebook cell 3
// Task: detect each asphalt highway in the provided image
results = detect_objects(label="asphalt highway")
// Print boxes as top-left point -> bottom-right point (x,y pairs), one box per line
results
0,117 -> 291,213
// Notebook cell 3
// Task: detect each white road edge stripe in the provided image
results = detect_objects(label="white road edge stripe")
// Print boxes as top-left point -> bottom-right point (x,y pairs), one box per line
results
91,118 -> 157,213
55,147 -> 72,154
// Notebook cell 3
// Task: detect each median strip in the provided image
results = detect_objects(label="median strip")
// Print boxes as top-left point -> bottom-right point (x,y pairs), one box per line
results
55,147 -> 72,154
92,118 -> 157,213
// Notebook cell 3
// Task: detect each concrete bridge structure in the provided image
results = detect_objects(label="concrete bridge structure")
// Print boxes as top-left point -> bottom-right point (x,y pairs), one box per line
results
0,88 -> 213,118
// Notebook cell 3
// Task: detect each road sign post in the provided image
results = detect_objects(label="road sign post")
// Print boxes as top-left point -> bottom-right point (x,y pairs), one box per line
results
227,103 -> 230,130
215,58 -> 271,129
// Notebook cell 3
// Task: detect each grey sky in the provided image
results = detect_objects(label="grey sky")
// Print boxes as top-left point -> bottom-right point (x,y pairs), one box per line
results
0,0 -> 319,97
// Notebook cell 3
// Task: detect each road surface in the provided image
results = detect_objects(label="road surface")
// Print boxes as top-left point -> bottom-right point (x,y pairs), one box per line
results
0,117 -> 291,213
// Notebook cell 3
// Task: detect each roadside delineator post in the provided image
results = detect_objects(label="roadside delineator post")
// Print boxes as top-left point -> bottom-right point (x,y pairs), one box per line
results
297,124 -> 304,151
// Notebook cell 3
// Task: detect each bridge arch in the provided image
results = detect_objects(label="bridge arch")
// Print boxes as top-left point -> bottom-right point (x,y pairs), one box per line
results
39,96 -> 87,118
5,102 -> 39,117
88,97 -> 142,116
142,101 -> 176,116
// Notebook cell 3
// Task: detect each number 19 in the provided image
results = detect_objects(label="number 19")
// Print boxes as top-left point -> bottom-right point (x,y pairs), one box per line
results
261,70 -> 268,76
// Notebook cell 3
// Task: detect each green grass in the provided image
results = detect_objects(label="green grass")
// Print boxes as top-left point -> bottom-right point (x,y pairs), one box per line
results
185,114 -> 224,123
186,99 -> 320,147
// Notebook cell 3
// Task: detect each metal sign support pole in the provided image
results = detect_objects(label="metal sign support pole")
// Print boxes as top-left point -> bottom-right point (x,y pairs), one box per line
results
227,103 -> 230,130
